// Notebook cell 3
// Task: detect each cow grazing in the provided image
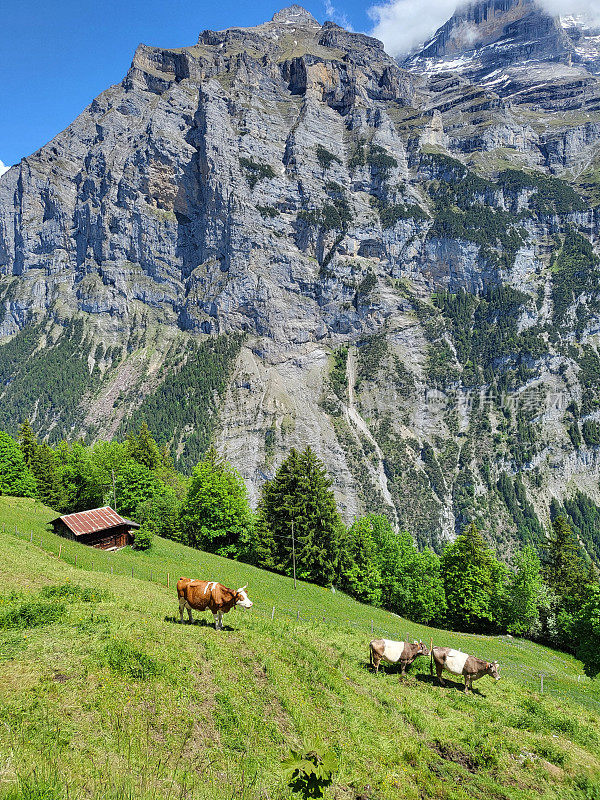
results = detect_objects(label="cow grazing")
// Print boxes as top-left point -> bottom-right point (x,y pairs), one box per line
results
430,646 -> 500,693
177,578 -> 253,630
369,639 -> 429,676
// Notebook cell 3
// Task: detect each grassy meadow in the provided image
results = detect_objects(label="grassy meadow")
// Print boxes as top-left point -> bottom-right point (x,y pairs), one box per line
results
0,496 -> 600,799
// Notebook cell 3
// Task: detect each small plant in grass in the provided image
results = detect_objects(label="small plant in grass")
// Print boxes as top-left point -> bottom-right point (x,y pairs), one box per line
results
571,775 -> 600,799
4,771 -> 66,800
536,741 -> 568,767
282,741 -> 338,799
473,738 -> 499,769
0,597 -> 65,630
40,583 -> 108,603
101,638 -> 161,681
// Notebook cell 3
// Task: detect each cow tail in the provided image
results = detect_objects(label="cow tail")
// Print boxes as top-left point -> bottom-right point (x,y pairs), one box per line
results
369,642 -> 372,668
430,643 -> 434,677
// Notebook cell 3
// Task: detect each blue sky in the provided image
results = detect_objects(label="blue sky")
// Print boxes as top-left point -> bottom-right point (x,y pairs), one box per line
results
0,0 -> 375,167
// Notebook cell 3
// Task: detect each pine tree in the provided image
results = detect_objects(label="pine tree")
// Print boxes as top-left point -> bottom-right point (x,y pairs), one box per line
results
17,419 -> 37,466
339,517 -> 381,604
125,422 -> 161,471
441,523 -> 504,632
30,442 -> 64,509
242,492 -> 278,569
574,584 -> 600,677
505,545 -> 543,636
0,430 -> 37,497
257,447 -> 344,585
544,515 -> 588,602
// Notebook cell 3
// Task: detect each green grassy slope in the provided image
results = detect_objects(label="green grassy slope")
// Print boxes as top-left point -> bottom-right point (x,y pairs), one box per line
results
1,496 -> 599,800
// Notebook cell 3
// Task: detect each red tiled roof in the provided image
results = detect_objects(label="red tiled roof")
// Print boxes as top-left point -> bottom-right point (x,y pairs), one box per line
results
54,507 -> 139,536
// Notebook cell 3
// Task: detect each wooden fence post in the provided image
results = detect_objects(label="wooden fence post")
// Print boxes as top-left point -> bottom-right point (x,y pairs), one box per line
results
371,620 -> 374,635
131,566 -> 134,578
58,543 -> 62,559
167,573 -> 170,589
297,610 -> 300,622
271,606 -> 275,621
30,531 -> 33,543
111,565 -> 113,575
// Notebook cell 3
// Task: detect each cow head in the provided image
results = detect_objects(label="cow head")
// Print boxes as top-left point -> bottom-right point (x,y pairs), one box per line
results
415,640 -> 429,656
235,585 -> 253,609
486,661 -> 500,681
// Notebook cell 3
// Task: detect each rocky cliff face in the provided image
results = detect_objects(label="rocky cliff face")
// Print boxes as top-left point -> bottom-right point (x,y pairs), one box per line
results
2,2 -> 600,559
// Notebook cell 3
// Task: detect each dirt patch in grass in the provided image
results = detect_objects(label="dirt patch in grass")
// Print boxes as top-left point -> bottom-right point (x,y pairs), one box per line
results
430,740 -> 478,773
52,672 -> 74,683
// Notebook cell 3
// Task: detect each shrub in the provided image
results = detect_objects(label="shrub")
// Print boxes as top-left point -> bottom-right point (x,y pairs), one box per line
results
239,157 -> 276,189
283,742 -> 338,799
40,584 -> 108,603
315,145 -> 341,170
101,639 -> 160,680
257,204 -> 279,218
132,521 -> 154,551
0,598 -> 65,630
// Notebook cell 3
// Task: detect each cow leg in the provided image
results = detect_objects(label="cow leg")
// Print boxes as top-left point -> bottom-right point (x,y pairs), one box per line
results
464,675 -> 469,693
436,665 -> 445,686
217,610 -> 224,630
213,613 -> 219,630
186,605 -> 193,624
178,597 -> 185,624
400,661 -> 407,678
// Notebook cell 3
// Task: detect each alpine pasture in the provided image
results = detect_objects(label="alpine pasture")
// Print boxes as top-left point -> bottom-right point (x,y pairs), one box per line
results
1,496 -> 599,800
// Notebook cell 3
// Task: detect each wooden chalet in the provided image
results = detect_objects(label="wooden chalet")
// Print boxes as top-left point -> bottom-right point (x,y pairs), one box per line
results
51,507 -> 140,550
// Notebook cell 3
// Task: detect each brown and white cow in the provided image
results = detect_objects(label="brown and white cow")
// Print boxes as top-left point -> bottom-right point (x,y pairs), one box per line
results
177,578 -> 253,630
431,646 -> 500,693
369,639 -> 429,676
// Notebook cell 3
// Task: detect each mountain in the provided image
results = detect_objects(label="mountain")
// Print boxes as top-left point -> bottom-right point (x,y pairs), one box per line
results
404,0 -> 573,77
3,3 -> 600,559
562,12 -> 600,75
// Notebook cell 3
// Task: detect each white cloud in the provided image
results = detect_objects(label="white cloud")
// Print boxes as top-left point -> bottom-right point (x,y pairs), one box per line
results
367,0 -> 600,59
367,0 -> 458,56
324,0 -> 354,30
541,0 -> 600,24
0,160 -> 9,178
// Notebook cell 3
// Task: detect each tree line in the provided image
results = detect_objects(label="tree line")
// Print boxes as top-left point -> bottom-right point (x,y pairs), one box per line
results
1,422 -> 599,674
